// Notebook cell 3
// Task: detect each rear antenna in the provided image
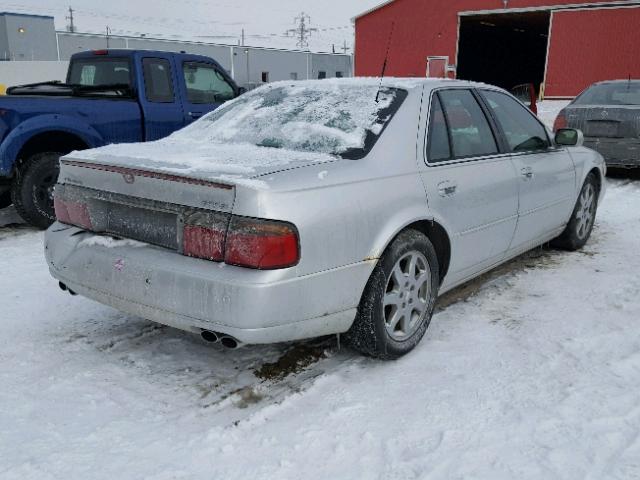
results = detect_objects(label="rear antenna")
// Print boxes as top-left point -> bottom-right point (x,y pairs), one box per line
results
375,21 -> 395,103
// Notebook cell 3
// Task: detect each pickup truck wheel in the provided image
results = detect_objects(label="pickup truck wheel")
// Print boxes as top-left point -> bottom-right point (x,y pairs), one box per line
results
552,173 -> 599,251
11,152 -> 61,229
345,229 -> 440,360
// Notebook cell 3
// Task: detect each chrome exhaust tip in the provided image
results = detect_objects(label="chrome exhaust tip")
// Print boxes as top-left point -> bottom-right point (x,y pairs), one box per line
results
200,330 -> 220,343
220,335 -> 242,349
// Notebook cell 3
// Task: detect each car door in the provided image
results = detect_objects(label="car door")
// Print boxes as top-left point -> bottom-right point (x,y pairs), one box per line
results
420,88 -> 520,287
138,55 -> 187,141
178,60 -> 237,124
478,89 -> 576,253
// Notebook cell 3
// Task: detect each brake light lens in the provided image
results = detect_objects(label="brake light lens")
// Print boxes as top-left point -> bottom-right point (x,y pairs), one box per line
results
183,225 -> 225,261
553,112 -> 567,132
182,211 -> 228,261
224,216 -> 300,270
54,196 -> 93,230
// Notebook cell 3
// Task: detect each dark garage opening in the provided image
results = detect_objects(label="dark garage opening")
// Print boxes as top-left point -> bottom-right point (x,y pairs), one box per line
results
457,12 -> 550,94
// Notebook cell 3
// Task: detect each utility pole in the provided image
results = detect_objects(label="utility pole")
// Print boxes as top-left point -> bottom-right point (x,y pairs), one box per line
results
286,12 -> 317,50
106,25 -> 111,48
241,28 -> 245,46
341,40 -> 350,54
66,6 -> 76,33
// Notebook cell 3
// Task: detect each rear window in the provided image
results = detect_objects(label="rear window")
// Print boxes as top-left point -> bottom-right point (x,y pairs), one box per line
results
574,82 -> 640,106
68,57 -> 132,87
173,82 -> 407,159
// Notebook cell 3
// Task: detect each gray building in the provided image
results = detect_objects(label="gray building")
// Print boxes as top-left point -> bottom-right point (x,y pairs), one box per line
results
56,32 -> 352,88
0,12 -> 58,61
0,11 -> 352,88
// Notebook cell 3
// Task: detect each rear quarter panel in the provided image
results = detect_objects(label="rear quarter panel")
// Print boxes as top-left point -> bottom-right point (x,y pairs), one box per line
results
231,89 -> 430,278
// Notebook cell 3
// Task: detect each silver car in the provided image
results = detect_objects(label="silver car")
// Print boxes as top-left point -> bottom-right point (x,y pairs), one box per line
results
45,79 -> 606,359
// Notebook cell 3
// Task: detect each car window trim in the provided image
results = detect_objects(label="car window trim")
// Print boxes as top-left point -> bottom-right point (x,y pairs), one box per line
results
424,87 -> 502,166
476,88 -> 555,153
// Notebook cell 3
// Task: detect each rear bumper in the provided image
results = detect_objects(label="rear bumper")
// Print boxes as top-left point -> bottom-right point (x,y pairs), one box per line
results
584,137 -> 640,168
45,224 -> 373,344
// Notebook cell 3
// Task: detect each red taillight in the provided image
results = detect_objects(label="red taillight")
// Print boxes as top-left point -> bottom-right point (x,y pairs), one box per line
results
92,50 -> 108,55
224,217 -> 300,270
183,225 -> 225,261
553,112 -> 567,132
54,196 -> 92,230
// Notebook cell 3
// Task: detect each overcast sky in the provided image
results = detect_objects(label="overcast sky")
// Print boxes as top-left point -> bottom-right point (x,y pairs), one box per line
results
6,0 -> 382,52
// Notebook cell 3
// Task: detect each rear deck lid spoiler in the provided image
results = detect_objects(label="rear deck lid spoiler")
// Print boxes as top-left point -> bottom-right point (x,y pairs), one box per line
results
59,158 -> 235,213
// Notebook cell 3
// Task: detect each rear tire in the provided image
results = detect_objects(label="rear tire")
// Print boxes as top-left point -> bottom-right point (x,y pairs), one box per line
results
11,152 -> 61,229
552,173 -> 599,251
345,229 -> 440,360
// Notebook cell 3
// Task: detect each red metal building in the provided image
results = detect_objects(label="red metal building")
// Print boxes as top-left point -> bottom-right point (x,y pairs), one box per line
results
354,0 -> 640,98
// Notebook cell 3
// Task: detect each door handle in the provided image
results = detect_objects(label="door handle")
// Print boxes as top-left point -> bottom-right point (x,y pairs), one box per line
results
437,181 -> 458,197
521,167 -> 534,180
188,112 -> 204,119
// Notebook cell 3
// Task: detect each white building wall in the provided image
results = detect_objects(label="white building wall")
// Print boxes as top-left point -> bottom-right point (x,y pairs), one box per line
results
0,61 -> 68,88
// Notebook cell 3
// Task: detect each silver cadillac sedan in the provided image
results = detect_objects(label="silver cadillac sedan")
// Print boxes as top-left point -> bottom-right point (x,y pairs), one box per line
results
45,79 -> 606,359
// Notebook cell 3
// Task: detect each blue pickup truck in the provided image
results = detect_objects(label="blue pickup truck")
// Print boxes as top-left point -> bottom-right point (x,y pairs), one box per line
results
0,49 -> 242,228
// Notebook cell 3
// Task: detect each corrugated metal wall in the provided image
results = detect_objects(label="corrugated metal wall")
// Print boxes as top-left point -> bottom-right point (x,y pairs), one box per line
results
545,6 -> 640,97
354,0 -> 639,97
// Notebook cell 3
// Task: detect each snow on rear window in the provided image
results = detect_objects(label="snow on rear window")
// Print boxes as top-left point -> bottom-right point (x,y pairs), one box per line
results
174,82 -> 404,156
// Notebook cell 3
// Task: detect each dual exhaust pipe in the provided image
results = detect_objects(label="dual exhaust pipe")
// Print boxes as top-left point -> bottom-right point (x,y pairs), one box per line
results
201,330 -> 243,349
58,281 -> 77,296
59,282 -> 242,349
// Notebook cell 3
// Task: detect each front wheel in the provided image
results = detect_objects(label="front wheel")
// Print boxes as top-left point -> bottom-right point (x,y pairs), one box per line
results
552,173 -> 599,251
345,229 -> 440,360
11,152 -> 61,229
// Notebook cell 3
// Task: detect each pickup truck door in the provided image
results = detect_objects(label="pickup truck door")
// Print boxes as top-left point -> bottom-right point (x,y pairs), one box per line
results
420,88 -> 520,288
137,54 -> 187,141
478,89 -> 576,253
177,59 -> 238,124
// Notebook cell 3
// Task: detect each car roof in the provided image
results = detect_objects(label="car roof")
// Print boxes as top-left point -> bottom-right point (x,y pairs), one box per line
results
69,49 -> 213,63
266,77 -> 499,92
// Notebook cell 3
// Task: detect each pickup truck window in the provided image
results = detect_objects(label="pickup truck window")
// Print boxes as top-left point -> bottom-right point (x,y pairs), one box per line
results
183,62 -> 235,104
142,58 -> 175,103
68,57 -> 132,88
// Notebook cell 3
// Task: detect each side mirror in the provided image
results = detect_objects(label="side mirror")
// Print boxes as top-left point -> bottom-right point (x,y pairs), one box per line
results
237,87 -> 247,96
555,128 -> 584,147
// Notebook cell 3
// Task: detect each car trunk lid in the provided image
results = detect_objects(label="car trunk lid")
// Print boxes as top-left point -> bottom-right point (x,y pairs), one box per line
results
565,106 -> 640,139
55,140 -> 335,251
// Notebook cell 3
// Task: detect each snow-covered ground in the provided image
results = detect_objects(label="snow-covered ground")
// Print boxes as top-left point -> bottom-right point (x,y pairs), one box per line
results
1,102 -> 639,479
1,179 -> 639,479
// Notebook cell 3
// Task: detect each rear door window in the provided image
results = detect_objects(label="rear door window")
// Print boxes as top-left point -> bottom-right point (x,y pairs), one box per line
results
427,95 -> 451,162
438,89 -> 498,159
142,58 -> 175,103
481,90 -> 550,152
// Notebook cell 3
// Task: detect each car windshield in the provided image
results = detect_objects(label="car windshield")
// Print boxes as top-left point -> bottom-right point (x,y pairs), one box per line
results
174,82 -> 407,159
574,82 -> 640,106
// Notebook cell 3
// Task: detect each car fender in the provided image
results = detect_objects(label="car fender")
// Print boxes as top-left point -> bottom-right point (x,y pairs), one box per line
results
366,203 -> 454,263
567,146 -> 607,202
0,114 -> 104,175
